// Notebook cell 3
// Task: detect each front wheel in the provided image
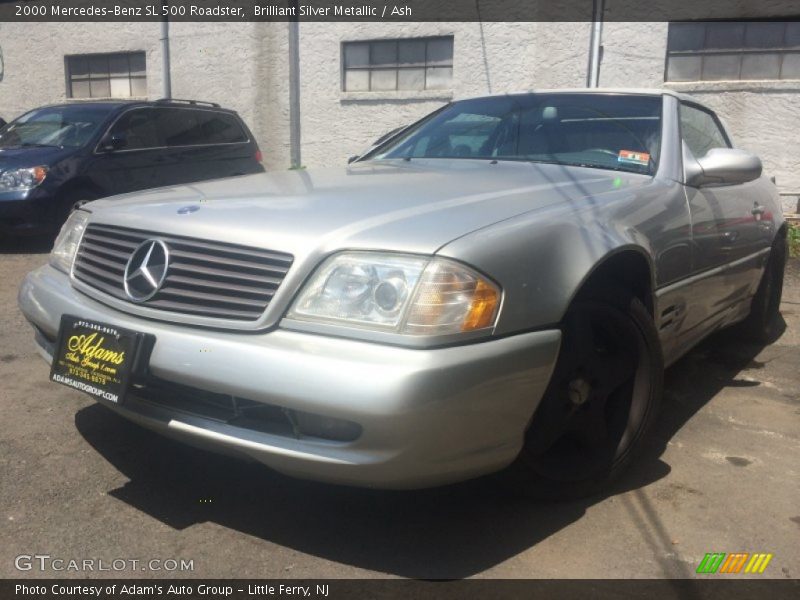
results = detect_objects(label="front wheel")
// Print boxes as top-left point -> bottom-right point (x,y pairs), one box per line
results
510,290 -> 663,500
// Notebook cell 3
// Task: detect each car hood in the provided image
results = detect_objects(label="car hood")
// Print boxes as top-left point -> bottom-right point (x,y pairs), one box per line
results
0,145 -> 74,168
87,158 -> 651,256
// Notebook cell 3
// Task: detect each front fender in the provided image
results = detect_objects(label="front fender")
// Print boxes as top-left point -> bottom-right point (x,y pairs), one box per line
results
436,178 -> 690,335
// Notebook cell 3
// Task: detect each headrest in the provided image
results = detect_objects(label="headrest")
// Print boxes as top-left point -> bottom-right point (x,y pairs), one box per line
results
542,106 -> 558,121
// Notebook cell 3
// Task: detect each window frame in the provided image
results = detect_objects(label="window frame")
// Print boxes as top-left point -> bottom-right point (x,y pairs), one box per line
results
94,106 -> 251,154
0,104 -> 117,150
156,106 -> 249,147
363,93 -> 665,176
65,51 -> 147,100
665,21 -> 800,82
678,100 -> 732,160
106,106 -> 160,151
341,36 -> 454,93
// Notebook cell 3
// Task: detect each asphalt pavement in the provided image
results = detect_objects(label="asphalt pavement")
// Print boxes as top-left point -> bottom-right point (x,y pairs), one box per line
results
1,236 -> 798,580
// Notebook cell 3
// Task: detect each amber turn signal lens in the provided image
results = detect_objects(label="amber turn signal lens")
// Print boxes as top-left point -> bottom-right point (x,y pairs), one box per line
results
32,166 -> 48,185
462,279 -> 500,331
402,260 -> 501,335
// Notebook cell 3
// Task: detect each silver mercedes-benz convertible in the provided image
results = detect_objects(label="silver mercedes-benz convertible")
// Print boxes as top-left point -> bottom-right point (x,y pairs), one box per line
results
18,90 -> 787,498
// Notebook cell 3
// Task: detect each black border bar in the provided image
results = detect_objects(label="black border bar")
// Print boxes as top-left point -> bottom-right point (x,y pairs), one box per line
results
4,579 -> 800,600
2,0 -> 800,23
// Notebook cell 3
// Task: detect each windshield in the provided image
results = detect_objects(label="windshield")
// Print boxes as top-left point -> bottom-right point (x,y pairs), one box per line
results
369,93 -> 663,175
0,105 -> 114,149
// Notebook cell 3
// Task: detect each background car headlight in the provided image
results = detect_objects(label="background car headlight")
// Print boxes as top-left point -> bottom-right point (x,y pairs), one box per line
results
0,166 -> 48,192
49,210 -> 89,274
288,252 -> 501,336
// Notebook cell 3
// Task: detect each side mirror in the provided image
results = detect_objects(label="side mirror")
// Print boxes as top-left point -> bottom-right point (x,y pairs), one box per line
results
100,133 -> 127,153
688,148 -> 762,187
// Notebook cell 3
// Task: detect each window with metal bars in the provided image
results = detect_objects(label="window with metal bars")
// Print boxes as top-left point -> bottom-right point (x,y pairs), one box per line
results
666,21 -> 800,82
66,52 -> 147,99
342,36 -> 453,92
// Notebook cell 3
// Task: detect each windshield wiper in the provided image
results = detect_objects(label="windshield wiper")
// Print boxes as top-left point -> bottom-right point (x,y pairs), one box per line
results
0,142 -> 63,149
568,162 -> 646,173
527,159 -> 648,175
18,142 -> 63,149
525,159 -> 566,167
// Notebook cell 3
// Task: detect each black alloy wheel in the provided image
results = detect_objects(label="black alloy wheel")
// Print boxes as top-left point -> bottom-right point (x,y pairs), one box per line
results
512,289 -> 663,500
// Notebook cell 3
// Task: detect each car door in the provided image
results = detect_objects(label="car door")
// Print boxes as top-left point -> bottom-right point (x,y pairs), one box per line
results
88,107 -> 167,195
679,101 -> 765,344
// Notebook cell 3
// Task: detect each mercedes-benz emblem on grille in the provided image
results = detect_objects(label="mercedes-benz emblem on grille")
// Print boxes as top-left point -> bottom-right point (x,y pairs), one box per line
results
123,239 -> 169,302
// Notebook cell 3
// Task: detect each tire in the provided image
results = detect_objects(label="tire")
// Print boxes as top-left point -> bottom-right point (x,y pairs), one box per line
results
509,288 -> 663,501
737,236 -> 787,344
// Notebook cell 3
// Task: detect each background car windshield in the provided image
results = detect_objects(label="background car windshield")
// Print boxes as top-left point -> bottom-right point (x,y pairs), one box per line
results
0,105 -> 114,149
371,94 -> 663,175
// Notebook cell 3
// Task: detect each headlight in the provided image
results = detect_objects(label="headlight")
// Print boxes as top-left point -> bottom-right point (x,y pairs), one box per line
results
49,210 -> 89,274
288,252 -> 501,336
0,166 -> 48,192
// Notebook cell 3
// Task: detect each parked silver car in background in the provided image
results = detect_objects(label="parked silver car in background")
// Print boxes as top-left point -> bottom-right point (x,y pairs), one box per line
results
18,90 -> 787,498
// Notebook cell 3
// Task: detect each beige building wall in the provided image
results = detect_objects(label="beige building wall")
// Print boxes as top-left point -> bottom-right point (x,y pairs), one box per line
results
599,22 -> 800,208
0,22 -> 797,209
296,22 -> 590,167
166,23 -> 291,170
0,23 -> 163,117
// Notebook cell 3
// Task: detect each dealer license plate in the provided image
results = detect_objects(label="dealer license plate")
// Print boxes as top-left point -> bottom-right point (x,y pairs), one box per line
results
50,316 -> 148,404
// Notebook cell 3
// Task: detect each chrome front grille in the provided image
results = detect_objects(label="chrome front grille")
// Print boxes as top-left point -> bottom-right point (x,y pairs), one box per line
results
73,223 -> 293,321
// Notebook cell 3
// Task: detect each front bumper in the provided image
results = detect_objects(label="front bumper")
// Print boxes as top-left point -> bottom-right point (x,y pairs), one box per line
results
18,264 -> 561,489
0,189 -> 55,235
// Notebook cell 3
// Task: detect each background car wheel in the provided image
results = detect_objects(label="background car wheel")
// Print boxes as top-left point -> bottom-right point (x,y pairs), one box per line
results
737,236 -> 787,344
509,289 -> 663,500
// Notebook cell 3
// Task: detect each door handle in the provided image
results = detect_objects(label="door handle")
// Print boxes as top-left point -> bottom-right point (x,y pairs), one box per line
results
722,230 -> 739,244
